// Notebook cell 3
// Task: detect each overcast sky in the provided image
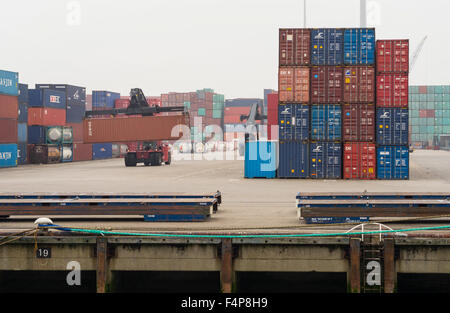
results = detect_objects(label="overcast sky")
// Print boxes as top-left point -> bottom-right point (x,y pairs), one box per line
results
1,0 -> 448,98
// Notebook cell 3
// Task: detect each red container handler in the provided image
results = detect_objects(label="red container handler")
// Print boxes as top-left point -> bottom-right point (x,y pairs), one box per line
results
310,66 -> 343,104
279,29 -> 310,66
343,142 -> 376,179
73,143 -> 93,161
376,40 -> 409,73
278,67 -> 309,103
28,107 -> 66,126
267,93 -> 278,140
0,119 -> 18,143
0,94 -> 19,119
376,74 -> 408,107
342,103 -> 375,142
343,66 -> 375,103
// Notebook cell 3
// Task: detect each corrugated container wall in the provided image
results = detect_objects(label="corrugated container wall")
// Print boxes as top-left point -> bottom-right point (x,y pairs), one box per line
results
342,103 -> 375,142
92,91 -> 120,108
0,119 -> 18,143
376,108 -> 408,145
17,143 -> 27,165
28,108 -> 66,126
92,143 -> 113,160
0,94 -> 19,119
28,89 -> 66,109
0,70 -> 19,96
377,145 -> 409,179
279,29 -> 310,66
310,105 -> 342,141
343,66 -> 375,103
311,29 -> 344,65
310,67 -> 343,104
343,142 -> 376,179
376,40 -> 409,73
376,74 -> 408,107
0,144 -> 18,168
278,67 -> 309,103
343,28 -> 375,65
244,141 -> 277,178
278,141 -> 309,178
278,104 -> 309,140
309,141 -> 342,179
73,143 -> 92,161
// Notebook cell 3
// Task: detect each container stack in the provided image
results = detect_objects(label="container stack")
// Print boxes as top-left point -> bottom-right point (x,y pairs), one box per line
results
0,69 -> 19,168
342,29 -> 376,179
18,83 -> 29,165
375,40 -> 409,179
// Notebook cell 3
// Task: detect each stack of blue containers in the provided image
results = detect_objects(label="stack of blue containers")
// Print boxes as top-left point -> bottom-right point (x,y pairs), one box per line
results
17,83 -> 28,165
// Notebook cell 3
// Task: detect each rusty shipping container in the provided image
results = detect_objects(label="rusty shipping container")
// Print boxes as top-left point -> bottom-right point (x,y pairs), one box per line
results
66,122 -> 84,143
0,94 -> 18,119
83,114 -> 188,143
343,142 -> 376,179
0,119 -> 18,143
310,66 -> 343,104
376,74 -> 408,107
342,103 -> 375,142
343,66 -> 375,103
376,40 -> 409,73
278,67 -> 309,103
28,108 -> 66,126
279,29 -> 310,66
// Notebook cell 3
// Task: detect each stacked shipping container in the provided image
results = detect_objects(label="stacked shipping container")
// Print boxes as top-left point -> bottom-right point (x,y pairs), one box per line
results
376,40 -> 410,179
0,70 -> 19,168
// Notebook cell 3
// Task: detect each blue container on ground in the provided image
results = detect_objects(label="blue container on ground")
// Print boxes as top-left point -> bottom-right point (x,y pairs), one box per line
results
0,70 -> 19,96
311,29 -> 344,65
28,89 -> 66,109
310,142 -> 342,179
17,143 -> 27,165
92,143 -> 113,159
278,104 -> 309,141
278,141 -> 309,178
0,144 -> 18,168
18,83 -> 28,103
377,146 -> 409,180
344,28 -> 375,65
311,105 -> 341,141
244,141 -> 277,178
17,123 -> 28,143
376,108 -> 408,145
92,91 -> 121,108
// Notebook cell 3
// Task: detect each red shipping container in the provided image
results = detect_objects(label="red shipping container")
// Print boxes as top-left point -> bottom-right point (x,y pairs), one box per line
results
28,108 -> 66,126
0,95 -> 18,119
343,142 -> 376,179
343,66 -> 375,103
426,110 -> 435,118
278,67 -> 309,103
418,86 -> 427,94
279,29 -> 310,66
66,122 -> 84,143
267,93 -> 278,140
73,143 -> 93,162
115,99 -> 130,109
342,104 -> 375,142
376,74 -> 408,107
376,40 -> 409,73
310,66 -> 343,104
86,95 -> 92,111
0,118 -> 18,143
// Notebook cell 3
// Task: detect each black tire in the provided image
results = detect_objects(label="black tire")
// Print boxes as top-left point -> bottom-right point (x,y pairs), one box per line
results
144,161 -> 150,166
165,152 -> 171,165
124,153 -> 137,167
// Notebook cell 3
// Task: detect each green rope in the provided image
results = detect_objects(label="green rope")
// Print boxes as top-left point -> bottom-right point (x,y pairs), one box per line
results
49,224 -> 450,238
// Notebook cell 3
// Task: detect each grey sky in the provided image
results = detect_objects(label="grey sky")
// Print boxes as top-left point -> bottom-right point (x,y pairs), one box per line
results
1,0 -> 448,98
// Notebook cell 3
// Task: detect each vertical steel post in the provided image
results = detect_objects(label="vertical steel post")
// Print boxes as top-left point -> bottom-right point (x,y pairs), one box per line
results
349,238 -> 361,293
221,238 -> 233,293
384,238 -> 395,293
96,236 -> 108,293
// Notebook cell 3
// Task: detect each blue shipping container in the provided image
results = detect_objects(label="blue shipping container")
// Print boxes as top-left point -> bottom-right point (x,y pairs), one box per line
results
244,141 -> 277,178
310,142 -> 342,179
344,28 -> 375,65
28,89 -> 66,109
311,29 -> 344,65
92,91 -> 121,108
278,141 -> 309,178
304,217 -> 370,224
18,83 -> 28,103
92,143 -> 113,159
17,123 -> 28,143
18,102 -> 28,123
36,84 -> 86,107
377,146 -> 409,180
376,108 -> 408,145
0,144 -> 18,168
28,126 -> 46,144
278,104 -> 309,140
311,105 -> 342,141
66,103 -> 86,123
17,143 -> 27,165
0,70 -> 19,96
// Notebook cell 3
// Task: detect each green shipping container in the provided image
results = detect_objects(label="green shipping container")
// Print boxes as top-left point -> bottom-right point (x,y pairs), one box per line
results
184,101 -> 190,109
198,108 -> 206,116
212,109 -> 222,119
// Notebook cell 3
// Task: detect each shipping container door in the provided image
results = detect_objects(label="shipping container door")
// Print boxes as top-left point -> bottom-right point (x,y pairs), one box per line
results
278,141 -> 309,178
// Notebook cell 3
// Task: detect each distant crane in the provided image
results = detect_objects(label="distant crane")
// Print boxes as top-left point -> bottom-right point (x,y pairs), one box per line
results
410,35 -> 428,73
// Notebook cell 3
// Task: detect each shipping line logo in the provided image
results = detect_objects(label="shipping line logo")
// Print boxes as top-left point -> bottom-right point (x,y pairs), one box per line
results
50,95 -> 61,103
314,32 -> 324,40
0,152 -> 12,161
0,78 -> 13,88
